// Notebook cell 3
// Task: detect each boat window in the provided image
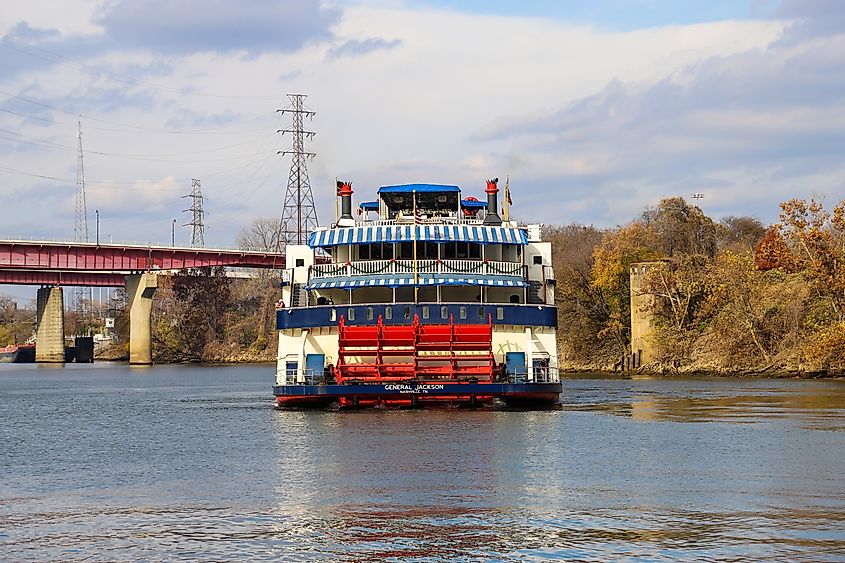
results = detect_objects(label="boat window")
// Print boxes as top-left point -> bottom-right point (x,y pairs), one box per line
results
359,245 -> 370,260
533,255 -> 542,265
459,306 -> 466,320
424,242 -> 438,259
295,258 -> 304,267
456,242 -> 468,259
468,243 -> 481,259
422,306 -> 429,319
367,307 -> 373,320
404,306 -> 411,319
385,306 -> 392,320
398,242 -> 413,259
478,306 -> 485,320
330,309 -> 337,322
497,307 -> 504,320
348,308 -> 355,321
441,306 -> 448,319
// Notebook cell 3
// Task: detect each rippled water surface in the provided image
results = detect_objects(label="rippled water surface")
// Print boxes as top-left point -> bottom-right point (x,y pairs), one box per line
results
2,364 -> 844,561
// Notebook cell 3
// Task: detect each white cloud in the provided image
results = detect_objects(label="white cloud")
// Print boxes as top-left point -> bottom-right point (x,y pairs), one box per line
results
2,0 -> 838,252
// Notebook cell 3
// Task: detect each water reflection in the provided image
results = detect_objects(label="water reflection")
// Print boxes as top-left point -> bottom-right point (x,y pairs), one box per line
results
1,366 -> 844,560
564,377 -> 845,431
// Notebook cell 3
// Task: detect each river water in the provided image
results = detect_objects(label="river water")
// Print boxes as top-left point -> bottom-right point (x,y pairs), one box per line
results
1,364 -> 844,561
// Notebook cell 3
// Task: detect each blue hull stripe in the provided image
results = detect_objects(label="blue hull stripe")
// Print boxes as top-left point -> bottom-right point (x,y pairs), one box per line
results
273,382 -> 562,398
277,303 -> 557,330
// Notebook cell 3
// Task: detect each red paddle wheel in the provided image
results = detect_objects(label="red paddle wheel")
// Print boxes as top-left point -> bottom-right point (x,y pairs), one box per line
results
334,313 -> 497,407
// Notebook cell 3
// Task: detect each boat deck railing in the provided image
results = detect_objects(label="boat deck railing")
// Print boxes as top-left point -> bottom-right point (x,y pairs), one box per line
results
311,259 -> 525,280
355,216 -> 486,226
282,367 -> 561,386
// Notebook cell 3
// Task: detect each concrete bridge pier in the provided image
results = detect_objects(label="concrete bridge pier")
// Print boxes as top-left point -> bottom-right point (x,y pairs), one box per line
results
125,273 -> 158,365
35,286 -> 65,362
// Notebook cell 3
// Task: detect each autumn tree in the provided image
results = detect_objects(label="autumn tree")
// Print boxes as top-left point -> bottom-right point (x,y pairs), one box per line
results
642,197 -> 719,257
591,222 -> 661,354
171,266 -> 232,359
236,217 -> 285,349
720,216 -> 766,252
778,198 -> 845,322
640,254 -> 709,338
703,251 -> 808,368
544,224 -> 611,363
237,217 -> 282,252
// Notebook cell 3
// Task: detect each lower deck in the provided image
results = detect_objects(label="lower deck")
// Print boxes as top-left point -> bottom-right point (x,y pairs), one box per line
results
273,381 -> 562,409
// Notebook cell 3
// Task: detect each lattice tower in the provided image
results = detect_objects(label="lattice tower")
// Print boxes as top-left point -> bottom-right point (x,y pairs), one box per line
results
74,120 -> 89,243
73,120 -> 90,319
182,179 -> 205,247
277,93 -> 318,250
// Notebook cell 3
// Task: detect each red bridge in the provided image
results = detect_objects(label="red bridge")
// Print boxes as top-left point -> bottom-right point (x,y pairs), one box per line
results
0,239 -> 288,286
0,239 -> 294,365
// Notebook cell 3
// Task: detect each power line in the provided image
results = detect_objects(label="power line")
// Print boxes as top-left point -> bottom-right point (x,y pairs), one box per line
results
0,127 -> 277,163
0,106 -> 269,135
0,123 -> 274,156
0,40 -> 280,101
0,87 -> 270,134
0,148 -> 279,190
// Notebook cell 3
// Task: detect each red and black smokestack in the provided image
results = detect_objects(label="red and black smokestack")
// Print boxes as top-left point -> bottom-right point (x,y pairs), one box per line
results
338,181 -> 353,223
483,177 -> 502,225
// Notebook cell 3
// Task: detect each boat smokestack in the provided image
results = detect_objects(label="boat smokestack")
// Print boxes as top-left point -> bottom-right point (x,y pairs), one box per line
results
338,181 -> 354,226
483,177 -> 502,225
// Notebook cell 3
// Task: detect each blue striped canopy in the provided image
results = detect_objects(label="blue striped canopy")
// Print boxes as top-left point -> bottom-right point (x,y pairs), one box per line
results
308,224 -> 528,248
307,274 -> 527,289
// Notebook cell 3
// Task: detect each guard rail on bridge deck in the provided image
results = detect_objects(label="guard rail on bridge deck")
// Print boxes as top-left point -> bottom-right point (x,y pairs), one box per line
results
0,239 -> 290,271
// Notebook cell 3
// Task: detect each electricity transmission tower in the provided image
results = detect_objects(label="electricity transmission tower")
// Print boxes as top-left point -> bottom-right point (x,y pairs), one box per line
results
74,121 -> 89,244
277,93 -> 318,250
182,179 -> 205,247
73,120 -> 90,319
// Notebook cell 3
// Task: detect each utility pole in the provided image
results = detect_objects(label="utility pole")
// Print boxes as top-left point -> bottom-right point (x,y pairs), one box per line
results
277,93 -> 318,250
182,179 -> 205,247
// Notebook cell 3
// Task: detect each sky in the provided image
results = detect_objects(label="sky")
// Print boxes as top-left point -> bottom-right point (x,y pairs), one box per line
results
1,0 -> 844,255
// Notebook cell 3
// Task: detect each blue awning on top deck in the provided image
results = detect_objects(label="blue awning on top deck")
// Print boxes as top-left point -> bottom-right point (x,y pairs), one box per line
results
358,201 -> 379,211
377,184 -> 460,194
308,224 -> 529,247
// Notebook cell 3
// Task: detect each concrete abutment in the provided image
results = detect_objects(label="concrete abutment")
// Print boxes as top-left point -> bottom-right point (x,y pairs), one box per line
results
35,286 -> 65,362
125,273 -> 157,365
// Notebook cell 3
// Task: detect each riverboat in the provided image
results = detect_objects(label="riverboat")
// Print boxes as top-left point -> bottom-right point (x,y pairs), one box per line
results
273,178 -> 560,408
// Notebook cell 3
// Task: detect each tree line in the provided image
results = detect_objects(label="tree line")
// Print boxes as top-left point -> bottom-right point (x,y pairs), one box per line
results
547,196 -> 845,375
3,198 -> 840,375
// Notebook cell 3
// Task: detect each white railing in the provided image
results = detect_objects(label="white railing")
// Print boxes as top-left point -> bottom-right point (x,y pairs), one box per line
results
354,215 -> 485,226
311,259 -> 525,279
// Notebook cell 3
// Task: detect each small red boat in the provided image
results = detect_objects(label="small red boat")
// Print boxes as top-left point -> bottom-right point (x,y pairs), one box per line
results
0,343 -> 36,363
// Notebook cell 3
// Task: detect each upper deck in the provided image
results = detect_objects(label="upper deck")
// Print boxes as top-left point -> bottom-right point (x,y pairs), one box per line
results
280,179 -> 555,313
